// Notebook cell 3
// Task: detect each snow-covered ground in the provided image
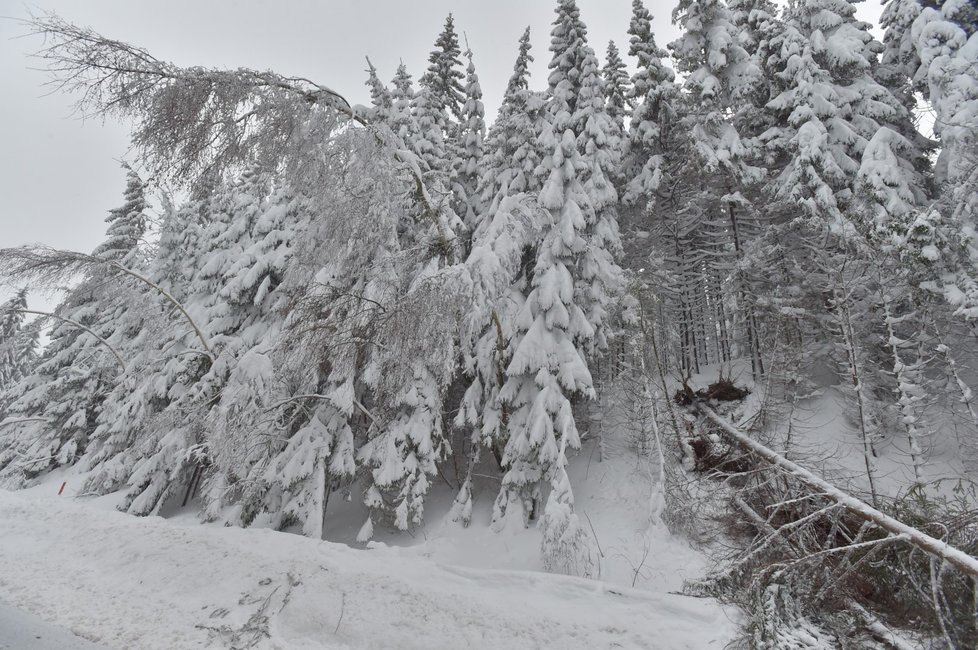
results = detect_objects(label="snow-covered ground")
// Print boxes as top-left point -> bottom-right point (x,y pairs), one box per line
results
0,600 -> 108,650
0,448 -> 737,649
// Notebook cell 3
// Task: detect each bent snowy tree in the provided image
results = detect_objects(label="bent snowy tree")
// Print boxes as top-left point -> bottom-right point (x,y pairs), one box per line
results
2,4 -> 623,574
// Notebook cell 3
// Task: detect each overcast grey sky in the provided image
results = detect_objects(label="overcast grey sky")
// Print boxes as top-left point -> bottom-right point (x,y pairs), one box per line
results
0,0 -> 885,302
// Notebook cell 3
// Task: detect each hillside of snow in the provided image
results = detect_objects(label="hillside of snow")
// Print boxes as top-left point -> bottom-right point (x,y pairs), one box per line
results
0,441 -> 737,650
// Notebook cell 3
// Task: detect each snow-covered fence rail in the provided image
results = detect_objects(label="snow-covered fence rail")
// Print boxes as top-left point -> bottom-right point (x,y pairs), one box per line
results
695,401 -> 978,579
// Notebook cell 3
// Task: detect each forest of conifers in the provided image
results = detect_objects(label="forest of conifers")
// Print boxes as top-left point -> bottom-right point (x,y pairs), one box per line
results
1,0 -> 978,646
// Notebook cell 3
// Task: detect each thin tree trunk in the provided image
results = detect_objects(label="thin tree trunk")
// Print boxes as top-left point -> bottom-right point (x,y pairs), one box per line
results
880,291 -> 924,485
834,274 -> 880,507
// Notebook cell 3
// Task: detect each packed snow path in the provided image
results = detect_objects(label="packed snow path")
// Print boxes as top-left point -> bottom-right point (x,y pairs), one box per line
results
0,490 -> 735,649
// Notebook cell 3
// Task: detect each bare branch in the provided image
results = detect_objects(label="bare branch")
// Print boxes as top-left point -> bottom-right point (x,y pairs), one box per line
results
0,417 -> 52,429
22,12 -> 456,256
2,307 -> 126,369
107,260 -> 214,359
0,245 -> 214,359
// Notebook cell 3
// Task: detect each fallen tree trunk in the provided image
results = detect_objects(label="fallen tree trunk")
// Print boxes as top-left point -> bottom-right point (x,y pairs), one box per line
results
695,401 -> 978,579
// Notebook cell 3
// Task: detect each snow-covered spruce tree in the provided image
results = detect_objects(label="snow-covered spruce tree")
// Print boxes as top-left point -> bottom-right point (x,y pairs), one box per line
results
454,47 -> 486,233
727,0 -> 781,147
410,84 -> 450,177
341,52 -> 470,540
354,236 -> 466,539
388,61 -> 459,251
285,61 -> 465,539
575,36 -> 625,356
621,0 -> 680,208
0,166 -> 149,482
855,127 -> 935,485
480,28 -> 547,204
489,0 -> 623,578
453,192 -> 544,526
452,27 -> 547,523
912,3 -> 978,223
92,164 -> 149,268
129,169 -> 302,517
364,58 -> 393,124
316,127 -> 462,540
0,290 -> 38,397
602,40 -> 631,133
389,63 -> 417,148
762,0 -> 919,235
660,0 -> 766,377
407,47 -> 466,247
88,170 -> 262,512
80,185 -> 212,495
246,131 -> 406,536
197,182 -> 304,516
0,290 -> 39,476
878,0 -> 934,167
357,65 -> 467,538
420,13 -> 466,123
882,2 -> 978,475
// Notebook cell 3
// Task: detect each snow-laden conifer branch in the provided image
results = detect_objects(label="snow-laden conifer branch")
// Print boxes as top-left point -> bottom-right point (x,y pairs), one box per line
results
696,401 -> 978,578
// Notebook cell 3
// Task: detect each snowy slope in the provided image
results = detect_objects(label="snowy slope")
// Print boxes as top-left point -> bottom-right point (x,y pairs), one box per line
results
0,488 -> 736,649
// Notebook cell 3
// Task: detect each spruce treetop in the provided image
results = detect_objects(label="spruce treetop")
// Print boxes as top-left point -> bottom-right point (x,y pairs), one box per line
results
602,40 -> 632,129
421,13 -> 466,121
365,58 -> 393,123
92,164 -> 148,268
548,0 -> 592,118
505,26 -> 534,99
670,0 -> 760,107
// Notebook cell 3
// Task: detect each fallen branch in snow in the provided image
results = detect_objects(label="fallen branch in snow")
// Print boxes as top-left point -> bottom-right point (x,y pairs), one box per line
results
734,493 -> 915,649
334,592 -> 345,635
696,401 -> 978,579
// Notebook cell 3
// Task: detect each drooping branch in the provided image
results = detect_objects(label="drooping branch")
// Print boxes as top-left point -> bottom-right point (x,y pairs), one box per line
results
107,261 -> 214,359
24,12 -> 455,257
0,417 -> 53,429
0,245 -> 214,359
27,13 -> 354,180
1,308 -> 126,369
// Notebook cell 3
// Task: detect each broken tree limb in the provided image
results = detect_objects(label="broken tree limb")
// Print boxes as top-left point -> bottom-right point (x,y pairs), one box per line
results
734,494 -> 916,650
695,401 -> 978,579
